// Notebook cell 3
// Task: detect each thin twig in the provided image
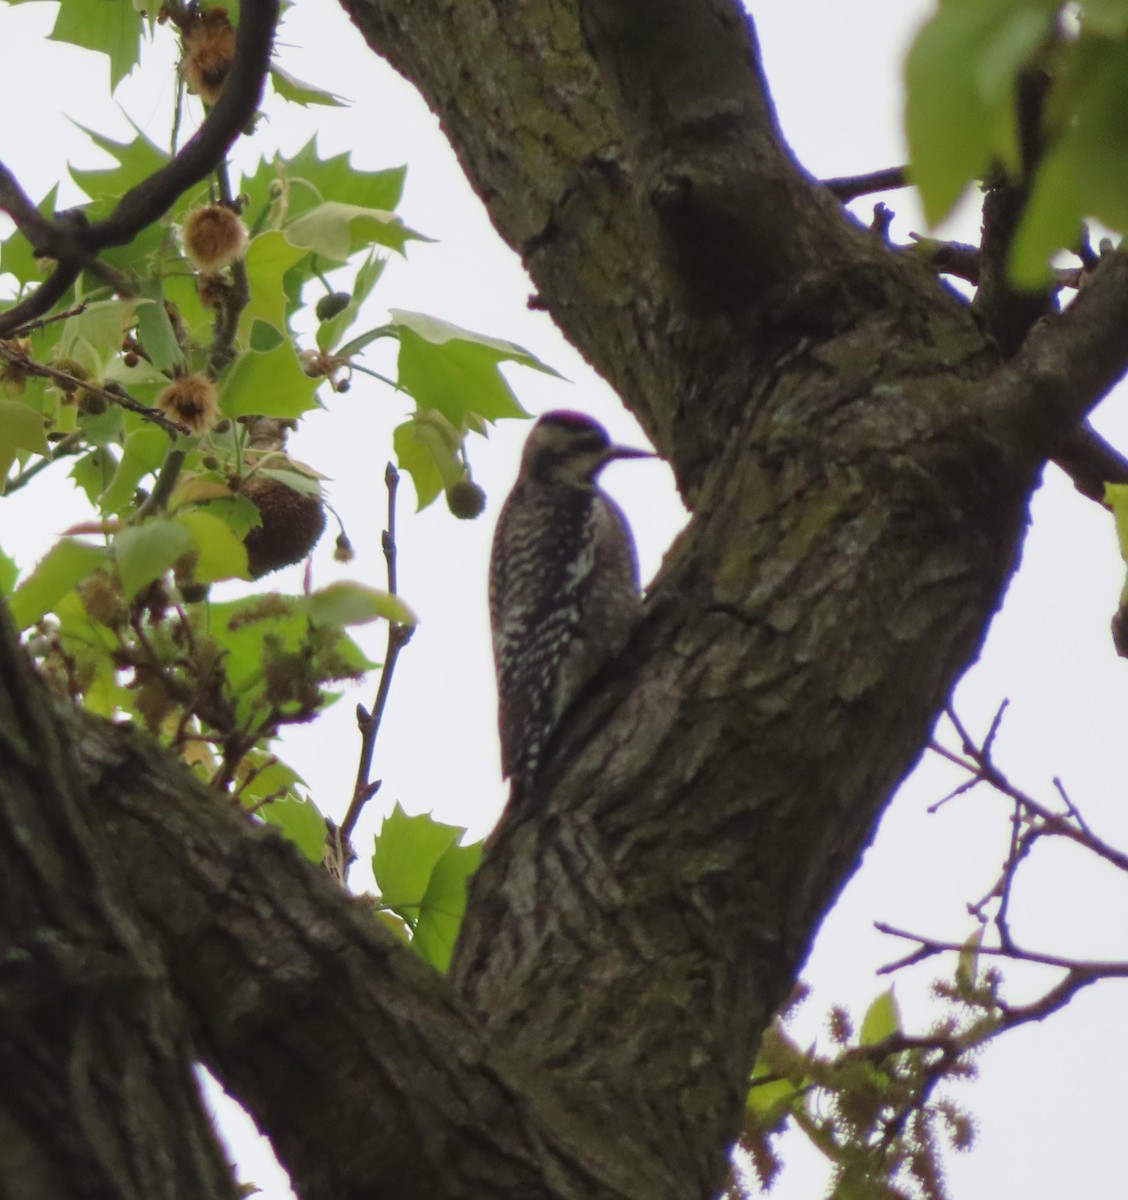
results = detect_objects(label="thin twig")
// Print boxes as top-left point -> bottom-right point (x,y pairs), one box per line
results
875,921 -> 1128,977
334,463 -> 415,875
0,343 -> 188,436
823,165 -> 909,202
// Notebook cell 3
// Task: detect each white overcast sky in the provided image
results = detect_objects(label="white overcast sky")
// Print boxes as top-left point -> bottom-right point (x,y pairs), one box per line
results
2,1 -> 1127,1196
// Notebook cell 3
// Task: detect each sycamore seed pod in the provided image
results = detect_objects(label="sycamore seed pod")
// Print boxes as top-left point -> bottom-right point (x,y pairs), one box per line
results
182,205 -> 248,272
240,475 -> 327,579
180,6 -> 237,106
156,374 -> 220,435
446,478 -> 487,520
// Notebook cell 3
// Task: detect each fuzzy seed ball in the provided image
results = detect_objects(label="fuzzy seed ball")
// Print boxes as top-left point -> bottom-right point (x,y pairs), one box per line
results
182,205 -> 248,272
180,7 -> 236,106
240,475 -> 326,578
157,374 -> 220,435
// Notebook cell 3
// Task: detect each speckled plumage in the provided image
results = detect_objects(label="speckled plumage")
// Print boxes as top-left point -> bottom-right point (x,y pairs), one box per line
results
490,412 -> 645,792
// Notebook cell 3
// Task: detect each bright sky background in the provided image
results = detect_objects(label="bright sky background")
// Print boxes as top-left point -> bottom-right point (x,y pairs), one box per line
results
2,1 -> 1127,1196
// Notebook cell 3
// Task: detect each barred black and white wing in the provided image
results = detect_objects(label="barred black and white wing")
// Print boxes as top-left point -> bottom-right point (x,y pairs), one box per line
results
490,482 -> 639,788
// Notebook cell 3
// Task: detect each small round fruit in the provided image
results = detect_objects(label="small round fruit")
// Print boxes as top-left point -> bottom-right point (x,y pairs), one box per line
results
315,292 -> 351,322
445,478 -> 487,520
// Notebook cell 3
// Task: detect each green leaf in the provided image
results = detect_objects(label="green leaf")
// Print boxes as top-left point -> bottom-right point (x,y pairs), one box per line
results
302,581 -> 415,627
239,231 -> 311,339
0,546 -> 18,596
391,309 -> 555,426
114,519 -> 193,600
98,427 -> 168,514
412,840 -> 483,972
859,987 -> 902,1047
371,805 -> 463,919
1108,483 -> 1128,565
70,122 -> 171,218
393,414 -> 464,510
174,510 -> 250,583
746,1068 -> 802,1118
1012,34 -> 1128,284
220,344 -> 322,419
8,539 -> 108,629
316,253 -> 387,353
239,140 -> 406,228
905,0 -> 1057,224
269,64 -> 348,107
0,399 -> 49,455
51,0 -> 145,90
71,448 -> 119,504
260,792 -> 327,862
59,299 -> 137,362
135,290 -> 187,375
206,593 -> 374,725
284,201 -> 428,262
956,928 -> 984,994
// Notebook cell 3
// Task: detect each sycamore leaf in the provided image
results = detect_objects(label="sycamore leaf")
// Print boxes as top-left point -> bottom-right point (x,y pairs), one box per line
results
220,344 -> 322,420
316,253 -> 387,353
114,519 -> 193,600
302,581 -> 415,627
0,400 -> 49,455
905,0 -> 1057,225
412,840 -> 483,972
174,510 -> 249,583
239,140 -> 406,227
270,64 -> 348,107
859,987 -> 902,1047
8,539 -> 108,629
1012,34 -> 1128,284
239,231 -> 311,339
391,309 -> 556,426
372,805 -> 462,920
284,201 -> 429,262
51,0 -> 146,90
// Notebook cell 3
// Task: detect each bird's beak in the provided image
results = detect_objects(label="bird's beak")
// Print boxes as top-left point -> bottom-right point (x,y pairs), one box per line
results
605,444 -> 656,463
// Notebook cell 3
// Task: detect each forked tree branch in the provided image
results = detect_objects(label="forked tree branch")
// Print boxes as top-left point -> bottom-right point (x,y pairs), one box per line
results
0,0 -> 278,337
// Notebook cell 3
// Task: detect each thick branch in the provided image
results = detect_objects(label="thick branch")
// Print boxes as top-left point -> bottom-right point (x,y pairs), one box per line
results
0,609 -> 237,1200
61,705 -> 670,1200
987,249 -> 1128,459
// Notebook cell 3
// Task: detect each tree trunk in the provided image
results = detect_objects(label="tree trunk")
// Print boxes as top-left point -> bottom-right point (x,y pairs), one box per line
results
4,1 -> 1128,1198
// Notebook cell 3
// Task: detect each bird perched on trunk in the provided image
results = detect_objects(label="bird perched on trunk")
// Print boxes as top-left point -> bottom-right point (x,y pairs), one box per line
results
490,410 -> 651,800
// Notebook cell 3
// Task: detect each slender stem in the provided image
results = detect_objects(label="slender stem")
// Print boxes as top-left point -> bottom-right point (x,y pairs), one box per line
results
134,446 -> 189,520
337,464 -> 415,872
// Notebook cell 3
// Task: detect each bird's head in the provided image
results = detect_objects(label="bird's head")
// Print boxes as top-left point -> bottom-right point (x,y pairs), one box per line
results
519,410 -> 652,485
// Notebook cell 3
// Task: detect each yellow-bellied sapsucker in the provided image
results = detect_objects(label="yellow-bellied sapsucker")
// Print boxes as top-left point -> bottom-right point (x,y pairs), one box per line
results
490,410 -> 650,797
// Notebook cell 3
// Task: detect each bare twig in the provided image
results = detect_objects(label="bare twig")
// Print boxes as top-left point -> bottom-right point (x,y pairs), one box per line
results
0,342 -> 188,436
823,165 -> 909,202
331,463 -> 415,878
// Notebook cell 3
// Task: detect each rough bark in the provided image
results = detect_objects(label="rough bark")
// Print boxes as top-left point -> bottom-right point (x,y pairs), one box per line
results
4,1 -> 1128,1199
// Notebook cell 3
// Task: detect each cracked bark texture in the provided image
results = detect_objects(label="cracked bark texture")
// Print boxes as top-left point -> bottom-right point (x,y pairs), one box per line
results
4,1 -> 1128,1198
